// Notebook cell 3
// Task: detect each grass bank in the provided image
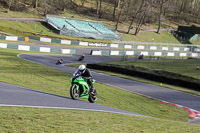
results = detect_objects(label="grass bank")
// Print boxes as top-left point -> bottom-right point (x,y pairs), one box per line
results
99,59 -> 200,80
92,59 -> 200,91
0,10 -> 183,44
68,63 -> 200,96
0,9 -> 42,18
0,48 -> 189,122
1,106 -> 200,132
0,19 -> 111,43
121,31 -> 181,43
1,107 -> 200,132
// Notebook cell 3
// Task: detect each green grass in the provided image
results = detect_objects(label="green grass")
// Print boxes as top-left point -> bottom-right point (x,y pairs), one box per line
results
1,107 -> 200,133
0,20 -> 52,37
101,69 -> 200,97
0,7 -> 199,45
0,8 -> 199,132
0,11 -> 186,44
0,9 -> 42,18
122,31 -> 181,43
68,64 -> 200,96
100,59 -> 200,80
0,48 -> 190,122
191,40 -> 200,46
0,20 -> 112,43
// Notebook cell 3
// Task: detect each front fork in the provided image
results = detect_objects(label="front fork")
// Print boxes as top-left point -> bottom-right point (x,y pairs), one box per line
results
73,84 -> 79,96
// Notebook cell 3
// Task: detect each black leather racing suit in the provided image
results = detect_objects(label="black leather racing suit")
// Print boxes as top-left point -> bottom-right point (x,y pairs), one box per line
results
79,68 -> 94,91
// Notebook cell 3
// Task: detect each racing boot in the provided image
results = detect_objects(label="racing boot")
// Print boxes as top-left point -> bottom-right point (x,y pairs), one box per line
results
89,87 -> 96,97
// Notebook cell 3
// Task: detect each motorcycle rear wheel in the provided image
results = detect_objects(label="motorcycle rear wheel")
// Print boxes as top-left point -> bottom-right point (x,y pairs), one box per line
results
88,89 -> 97,103
70,85 -> 79,100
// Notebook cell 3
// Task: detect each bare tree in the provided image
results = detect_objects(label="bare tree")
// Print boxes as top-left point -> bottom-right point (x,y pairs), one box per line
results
122,0 -> 131,22
127,0 -> 145,34
33,0 -> 38,8
96,0 -> 102,15
156,0 -> 169,34
115,0 -> 125,30
8,0 -> 13,11
96,0 -> 99,14
112,0 -> 119,19
80,0 -> 86,7
134,0 -> 152,35
96,0 -> 103,18
2,0 -> 200,27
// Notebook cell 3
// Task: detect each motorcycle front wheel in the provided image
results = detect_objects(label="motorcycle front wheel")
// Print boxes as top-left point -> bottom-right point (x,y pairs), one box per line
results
70,85 -> 79,100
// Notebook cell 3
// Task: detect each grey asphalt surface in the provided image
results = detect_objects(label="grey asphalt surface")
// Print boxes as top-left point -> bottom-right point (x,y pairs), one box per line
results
18,53 -> 200,112
6,40 -> 123,55
29,39 -> 112,55
17,53 -> 200,124
1,17 -> 199,124
0,53 -> 148,118
0,81 -> 147,117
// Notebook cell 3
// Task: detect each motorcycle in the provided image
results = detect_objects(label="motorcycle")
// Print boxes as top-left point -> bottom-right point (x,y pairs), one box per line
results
56,59 -> 63,65
78,55 -> 85,61
70,71 -> 97,103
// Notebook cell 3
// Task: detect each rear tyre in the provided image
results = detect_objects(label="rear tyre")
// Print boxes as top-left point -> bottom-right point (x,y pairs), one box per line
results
88,89 -> 97,103
70,85 -> 79,100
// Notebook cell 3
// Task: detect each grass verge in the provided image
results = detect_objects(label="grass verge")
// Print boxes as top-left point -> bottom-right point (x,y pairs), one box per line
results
68,63 -> 200,96
0,48 -> 190,122
122,31 -> 181,43
0,9 -> 42,18
0,20 -> 112,43
0,106 -> 200,132
99,59 -> 200,80
0,18 -> 183,44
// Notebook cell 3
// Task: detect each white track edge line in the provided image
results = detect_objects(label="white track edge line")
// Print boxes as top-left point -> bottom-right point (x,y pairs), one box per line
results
0,104 -> 150,118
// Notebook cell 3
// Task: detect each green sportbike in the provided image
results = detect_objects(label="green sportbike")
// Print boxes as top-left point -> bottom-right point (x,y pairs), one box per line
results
70,71 -> 97,103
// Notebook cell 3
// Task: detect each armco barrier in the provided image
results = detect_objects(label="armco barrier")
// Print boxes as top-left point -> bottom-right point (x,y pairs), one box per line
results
0,36 -> 27,41
90,50 -> 200,57
2,35 -> 199,53
1,35 -> 200,52
28,36 -> 198,52
87,64 -> 200,91
0,43 -> 76,54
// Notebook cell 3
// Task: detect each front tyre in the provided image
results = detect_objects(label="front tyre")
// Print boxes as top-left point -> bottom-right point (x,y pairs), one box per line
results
88,89 -> 97,103
70,85 -> 79,100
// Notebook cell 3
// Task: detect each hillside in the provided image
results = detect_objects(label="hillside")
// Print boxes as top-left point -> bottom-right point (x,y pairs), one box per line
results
0,0 -> 200,44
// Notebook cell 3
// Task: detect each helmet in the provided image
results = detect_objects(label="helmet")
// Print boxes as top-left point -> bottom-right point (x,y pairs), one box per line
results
79,65 -> 86,72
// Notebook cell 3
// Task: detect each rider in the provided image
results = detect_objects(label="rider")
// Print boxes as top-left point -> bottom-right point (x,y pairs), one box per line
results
81,54 -> 85,58
78,64 -> 95,95
57,58 -> 63,64
79,54 -> 85,61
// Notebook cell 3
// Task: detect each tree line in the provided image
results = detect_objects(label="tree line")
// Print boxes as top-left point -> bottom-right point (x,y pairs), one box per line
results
0,0 -> 200,35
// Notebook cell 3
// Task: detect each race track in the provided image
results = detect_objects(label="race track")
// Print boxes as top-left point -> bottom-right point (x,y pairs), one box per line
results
0,54 -> 148,117
0,82 -> 146,117
1,53 -> 200,124
18,54 -> 200,113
